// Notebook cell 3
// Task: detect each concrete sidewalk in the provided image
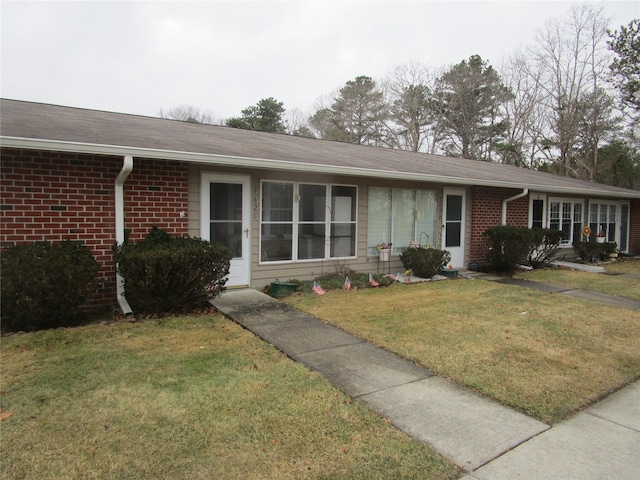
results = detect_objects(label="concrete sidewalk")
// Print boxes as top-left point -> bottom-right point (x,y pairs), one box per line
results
212,289 -> 639,478
478,275 -> 640,310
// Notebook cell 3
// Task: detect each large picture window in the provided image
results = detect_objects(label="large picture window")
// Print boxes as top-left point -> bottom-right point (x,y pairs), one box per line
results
367,188 -> 438,255
589,201 -> 630,252
548,198 -> 583,245
260,181 -> 357,262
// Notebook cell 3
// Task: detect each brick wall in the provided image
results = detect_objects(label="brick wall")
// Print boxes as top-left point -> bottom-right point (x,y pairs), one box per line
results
0,148 -> 189,311
469,186 -> 529,265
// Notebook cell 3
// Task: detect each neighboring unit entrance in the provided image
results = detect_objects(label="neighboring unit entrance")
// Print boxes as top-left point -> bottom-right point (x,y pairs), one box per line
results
442,189 -> 466,268
200,174 -> 250,287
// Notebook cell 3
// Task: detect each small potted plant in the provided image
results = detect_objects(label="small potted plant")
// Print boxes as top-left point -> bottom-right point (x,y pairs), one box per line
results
376,242 -> 392,261
596,228 -> 606,244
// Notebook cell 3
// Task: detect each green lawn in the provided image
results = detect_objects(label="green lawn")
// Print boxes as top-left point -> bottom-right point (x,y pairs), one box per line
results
514,259 -> 640,300
0,316 -> 461,480
285,276 -> 640,424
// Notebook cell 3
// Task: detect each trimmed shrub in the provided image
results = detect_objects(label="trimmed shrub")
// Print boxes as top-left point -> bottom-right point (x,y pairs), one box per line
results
115,227 -> 232,313
572,241 -> 618,262
483,226 -> 565,272
1,240 -> 99,331
527,228 -> 564,268
400,247 -> 451,278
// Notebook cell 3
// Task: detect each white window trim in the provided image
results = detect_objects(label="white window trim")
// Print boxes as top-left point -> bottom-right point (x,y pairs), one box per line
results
588,199 -> 631,251
528,193 -> 547,228
259,180 -> 358,264
367,187 -> 439,256
547,197 -> 584,246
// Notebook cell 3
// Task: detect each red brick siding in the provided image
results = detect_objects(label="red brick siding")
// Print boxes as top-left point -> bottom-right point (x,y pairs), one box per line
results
0,148 -> 189,311
469,186 -> 529,265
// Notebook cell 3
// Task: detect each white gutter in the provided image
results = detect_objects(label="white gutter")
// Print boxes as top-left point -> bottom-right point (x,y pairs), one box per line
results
115,156 -> 133,315
3,136 -> 640,199
502,188 -> 529,225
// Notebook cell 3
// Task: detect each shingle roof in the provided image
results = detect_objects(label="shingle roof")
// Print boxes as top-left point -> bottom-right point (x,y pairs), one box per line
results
2,98 -> 639,198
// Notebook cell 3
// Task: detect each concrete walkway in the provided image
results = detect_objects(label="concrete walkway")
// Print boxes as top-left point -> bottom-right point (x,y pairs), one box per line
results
476,273 -> 640,311
211,289 -> 639,478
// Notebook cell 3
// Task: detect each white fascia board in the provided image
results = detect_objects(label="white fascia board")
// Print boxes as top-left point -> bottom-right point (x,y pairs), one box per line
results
3,136 -> 640,199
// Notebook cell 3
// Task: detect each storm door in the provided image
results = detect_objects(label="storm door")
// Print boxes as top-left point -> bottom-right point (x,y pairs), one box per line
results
442,189 -> 466,268
200,174 -> 250,286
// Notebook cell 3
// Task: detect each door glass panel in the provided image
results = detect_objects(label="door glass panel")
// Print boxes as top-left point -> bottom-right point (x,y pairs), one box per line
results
446,195 -> 462,222
210,183 -> 243,257
620,204 -> 629,252
445,222 -> 461,247
445,194 -> 462,247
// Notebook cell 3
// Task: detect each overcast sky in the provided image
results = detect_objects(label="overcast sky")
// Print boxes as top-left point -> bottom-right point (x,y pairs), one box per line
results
1,1 -> 638,121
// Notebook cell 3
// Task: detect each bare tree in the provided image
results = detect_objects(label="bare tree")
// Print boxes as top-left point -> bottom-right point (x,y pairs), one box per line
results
500,52 -> 547,167
159,105 -> 218,124
528,4 -> 612,178
284,108 -> 315,137
382,62 -> 444,153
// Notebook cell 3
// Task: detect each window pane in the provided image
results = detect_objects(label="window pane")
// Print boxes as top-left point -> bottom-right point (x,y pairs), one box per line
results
367,188 -> 392,254
209,182 -> 243,257
573,203 -> 582,222
262,182 -> 293,222
210,183 -> 242,221
331,186 -> 356,258
532,199 -> 544,229
298,224 -> 325,259
260,224 -> 292,261
416,190 -> 438,246
331,223 -> 356,257
600,204 -> 607,224
446,195 -> 463,222
620,204 -> 629,252
210,222 -> 242,258
298,184 -> 327,259
331,186 -> 357,221
299,184 -> 326,222
445,222 -> 461,247
393,189 -> 415,252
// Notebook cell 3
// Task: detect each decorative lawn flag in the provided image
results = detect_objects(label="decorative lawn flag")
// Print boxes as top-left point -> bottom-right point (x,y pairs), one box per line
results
404,269 -> 413,283
312,281 -> 325,295
344,276 -> 351,291
369,273 -> 379,287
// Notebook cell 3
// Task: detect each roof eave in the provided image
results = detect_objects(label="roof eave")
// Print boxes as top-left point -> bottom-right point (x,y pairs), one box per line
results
3,136 -> 640,199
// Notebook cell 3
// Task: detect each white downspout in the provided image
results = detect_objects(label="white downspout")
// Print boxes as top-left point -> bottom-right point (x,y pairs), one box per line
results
502,188 -> 529,225
115,156 -> 134,315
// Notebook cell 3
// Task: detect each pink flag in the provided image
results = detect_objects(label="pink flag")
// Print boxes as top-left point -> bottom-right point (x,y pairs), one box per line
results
312,281 -> 325,295
344,276 -> 351,291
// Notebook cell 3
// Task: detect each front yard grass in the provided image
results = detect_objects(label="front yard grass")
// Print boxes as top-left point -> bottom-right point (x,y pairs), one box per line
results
0,316 -> 460,480
514,259 -> 640,301
284,278 -> 640,425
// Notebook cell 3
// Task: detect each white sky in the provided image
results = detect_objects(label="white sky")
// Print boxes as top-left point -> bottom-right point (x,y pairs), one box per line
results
1,1 -> 638,121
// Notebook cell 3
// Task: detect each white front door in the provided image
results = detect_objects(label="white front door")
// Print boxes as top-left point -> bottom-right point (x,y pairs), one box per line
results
442,189 -> 466,269
200,174 -> 250,287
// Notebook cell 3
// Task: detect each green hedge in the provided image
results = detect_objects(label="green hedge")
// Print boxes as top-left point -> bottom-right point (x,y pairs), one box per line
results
572,241 -> 618,262
1,240 -> 99,331
115,227 -> 232,313
483,226 -> 564,272
400,247 -> 451,278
